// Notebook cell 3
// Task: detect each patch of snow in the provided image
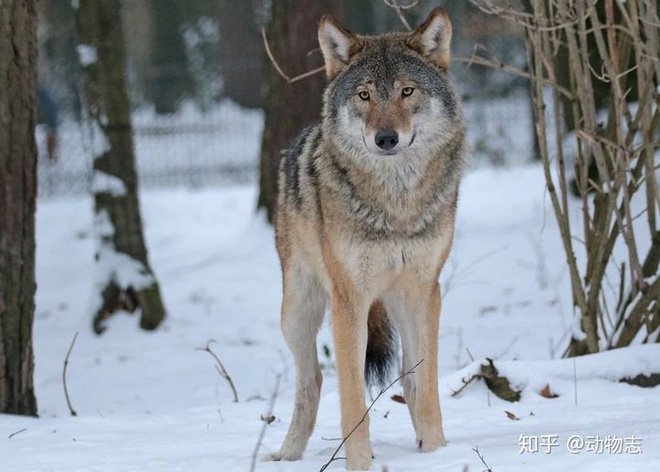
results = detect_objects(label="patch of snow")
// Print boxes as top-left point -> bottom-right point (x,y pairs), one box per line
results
92,209 -> 154,291
76,44 -> 98,67
91,121 -> 111,159
91,171 -> 127,197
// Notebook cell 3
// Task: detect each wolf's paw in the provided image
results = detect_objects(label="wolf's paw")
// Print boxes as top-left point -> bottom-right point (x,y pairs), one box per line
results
417,431 -> 447,452
346,447 -> 373,470
262,450 -> 302,462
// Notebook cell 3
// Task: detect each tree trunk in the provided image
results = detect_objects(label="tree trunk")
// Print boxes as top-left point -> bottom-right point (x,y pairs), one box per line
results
75,0 -> 166,334
147,0 -> 194,114
257,0 -> 344,222
216,0 -> 264,109
0,0 -> 39,416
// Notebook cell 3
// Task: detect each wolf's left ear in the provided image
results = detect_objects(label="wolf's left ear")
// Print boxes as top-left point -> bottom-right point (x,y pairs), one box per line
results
318,15 -> 362,79
407,8 -> 452,69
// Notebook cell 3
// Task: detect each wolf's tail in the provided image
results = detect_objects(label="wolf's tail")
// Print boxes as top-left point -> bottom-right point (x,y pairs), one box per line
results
365,300 -> 397,387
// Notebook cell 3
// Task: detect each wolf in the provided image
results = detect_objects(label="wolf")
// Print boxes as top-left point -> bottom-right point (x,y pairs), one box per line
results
264,8 -> 466,470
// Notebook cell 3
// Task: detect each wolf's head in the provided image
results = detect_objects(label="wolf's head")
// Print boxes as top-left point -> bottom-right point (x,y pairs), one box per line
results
318,9 -> 462,159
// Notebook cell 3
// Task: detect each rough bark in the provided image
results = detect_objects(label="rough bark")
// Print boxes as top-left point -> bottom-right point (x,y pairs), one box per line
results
0,0 -> 39,416
257,0 -> 344,222
216,0 -> 264,109
75,0 -> 166,334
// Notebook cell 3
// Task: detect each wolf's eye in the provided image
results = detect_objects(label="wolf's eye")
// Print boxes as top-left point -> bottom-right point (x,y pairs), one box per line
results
358,91 -> 370,101
402,87 -> 415,97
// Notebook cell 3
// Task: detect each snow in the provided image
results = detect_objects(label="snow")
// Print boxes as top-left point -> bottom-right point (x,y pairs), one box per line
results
88,208 -> 155,321
2,166 -> 659,471
76,45 -> 98,67
90,171 -> 127,197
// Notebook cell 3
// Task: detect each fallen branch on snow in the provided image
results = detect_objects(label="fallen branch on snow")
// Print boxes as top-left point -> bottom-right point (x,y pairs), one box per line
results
197,339 -> 239,403
473,446 -> 495,471
250,371 -> 283,472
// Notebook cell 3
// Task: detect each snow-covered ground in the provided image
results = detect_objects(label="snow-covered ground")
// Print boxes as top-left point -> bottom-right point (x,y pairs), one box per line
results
2,165 -> 659,471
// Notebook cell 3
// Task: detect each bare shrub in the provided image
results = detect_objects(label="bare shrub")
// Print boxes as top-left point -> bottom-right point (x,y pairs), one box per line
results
470,0 -> 659,355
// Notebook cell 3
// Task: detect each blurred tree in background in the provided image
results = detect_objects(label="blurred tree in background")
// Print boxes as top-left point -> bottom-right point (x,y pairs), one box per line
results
147,0 -> 195,114
34,1 -> 543,203
257,0 -> 344,222
0,0 -> 39,416
76,0 -> 167,334
216,0 -> 264,108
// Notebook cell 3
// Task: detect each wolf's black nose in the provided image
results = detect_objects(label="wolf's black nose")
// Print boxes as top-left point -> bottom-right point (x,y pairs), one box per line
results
375,130 -> 399,150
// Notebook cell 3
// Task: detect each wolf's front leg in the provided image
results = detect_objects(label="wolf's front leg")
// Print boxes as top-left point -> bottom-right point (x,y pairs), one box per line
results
264,270 -> 325,462
409,281 -> 446,452
331,291 -> 372,470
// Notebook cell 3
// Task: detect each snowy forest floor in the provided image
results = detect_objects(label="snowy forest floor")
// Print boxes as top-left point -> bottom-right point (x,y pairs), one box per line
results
2,164 -> 659,471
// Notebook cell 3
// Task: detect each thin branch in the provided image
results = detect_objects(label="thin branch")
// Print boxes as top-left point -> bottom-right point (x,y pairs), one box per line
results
453,55 -> 574,99
319,360 -> 424,472
63,332 -> 78,417
383,0 -> 418,10
473,446 -> 494,471
449,373 -> 481,397
8,428 -> 27,439
197,339 -> 239,403
261,27 -> 325,84
250,371 -> 283,472
382,0 -> 417,31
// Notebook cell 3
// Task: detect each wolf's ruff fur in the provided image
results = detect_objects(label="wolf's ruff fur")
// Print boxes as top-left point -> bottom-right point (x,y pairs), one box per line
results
265,8 -> 466,470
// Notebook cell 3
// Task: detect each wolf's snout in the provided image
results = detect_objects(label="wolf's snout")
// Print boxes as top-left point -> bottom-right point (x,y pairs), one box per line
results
375,130 -> 399,151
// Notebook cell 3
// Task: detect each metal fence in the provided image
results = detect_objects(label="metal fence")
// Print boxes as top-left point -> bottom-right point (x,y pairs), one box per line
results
37,100 -> 263,198
36,0 -> 536,199
36,94 -> 533,198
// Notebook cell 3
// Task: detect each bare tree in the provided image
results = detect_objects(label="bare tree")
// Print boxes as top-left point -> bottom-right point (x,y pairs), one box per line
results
216,0 -> 264,108
147,0 -> 194,114
0,0 -> 39,416
75,0 -> 167,334
471,0 -> 659,355
257,0 -> 344,222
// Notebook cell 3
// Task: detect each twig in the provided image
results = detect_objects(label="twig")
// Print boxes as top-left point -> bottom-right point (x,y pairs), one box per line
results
495,335 -> 519,359
382,0 -> 418,31
63,332 -> 78,417
261,27 -> 325,84
197,339 -> 239,403
466,347 -> 475,362
250,371 -> 283,472
450,373 -> 481,397
8,428 -> 27,439
453,55 -> 574,99
383,0 -> 418,10
319,360 -> 424,472
472,446 -> 494,472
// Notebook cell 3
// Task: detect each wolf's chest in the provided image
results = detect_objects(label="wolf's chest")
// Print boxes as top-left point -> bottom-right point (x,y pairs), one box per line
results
339,235 -> 445,281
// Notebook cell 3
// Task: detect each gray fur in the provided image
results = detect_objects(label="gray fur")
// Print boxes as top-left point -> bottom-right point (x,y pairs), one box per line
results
279,33 -> 465,242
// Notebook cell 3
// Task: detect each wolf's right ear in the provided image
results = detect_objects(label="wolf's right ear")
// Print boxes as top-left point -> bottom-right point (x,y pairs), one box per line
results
407,8 -> 452,69
318,15 -> 362,79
